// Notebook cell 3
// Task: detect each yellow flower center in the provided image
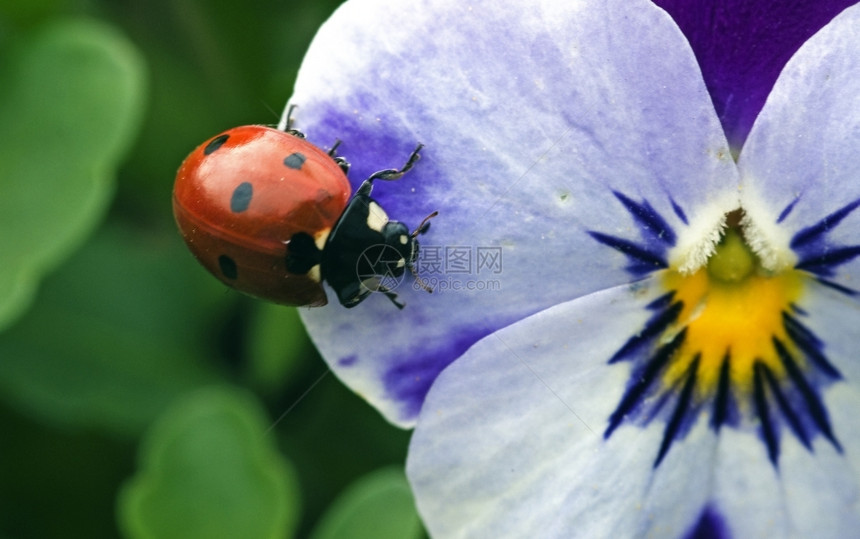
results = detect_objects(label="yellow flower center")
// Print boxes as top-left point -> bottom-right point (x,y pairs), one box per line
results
661,226 -> 805,400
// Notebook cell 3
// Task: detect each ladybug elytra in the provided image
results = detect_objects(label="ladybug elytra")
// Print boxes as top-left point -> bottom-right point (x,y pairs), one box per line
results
172,108 -> 436,309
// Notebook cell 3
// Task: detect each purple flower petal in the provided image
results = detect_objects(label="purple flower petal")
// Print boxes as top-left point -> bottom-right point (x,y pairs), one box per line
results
654,0 -> 857,149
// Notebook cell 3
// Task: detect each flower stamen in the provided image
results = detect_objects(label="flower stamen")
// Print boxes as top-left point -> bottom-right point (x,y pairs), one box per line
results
597,198 -> 843,466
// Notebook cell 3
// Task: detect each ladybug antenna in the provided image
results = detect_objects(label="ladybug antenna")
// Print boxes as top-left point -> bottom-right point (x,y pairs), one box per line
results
408,210 -> 438,295
281,104 -> 305,138
411,210 -> 438,238
366,143 -> 424,182
409,265 -> 433,295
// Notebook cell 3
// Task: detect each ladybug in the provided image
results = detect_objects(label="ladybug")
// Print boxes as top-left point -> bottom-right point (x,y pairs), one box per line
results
172,108 -> 436,309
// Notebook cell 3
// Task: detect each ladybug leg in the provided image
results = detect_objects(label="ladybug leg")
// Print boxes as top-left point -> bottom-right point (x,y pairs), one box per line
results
327,139 -> 351,175
366,143 -> 424,182
361,276 -> 407,309
355,178 -> 374,197
334,157 -> 350,175
380,288 -> 406,309
284,104 -> 297,129
282,104 -> 306,138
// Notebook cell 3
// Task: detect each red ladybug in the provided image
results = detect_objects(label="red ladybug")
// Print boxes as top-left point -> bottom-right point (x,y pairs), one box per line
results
172,110 -> 436,308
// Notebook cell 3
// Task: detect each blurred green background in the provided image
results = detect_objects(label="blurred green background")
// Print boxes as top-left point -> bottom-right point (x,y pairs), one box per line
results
0,1 -> 423,537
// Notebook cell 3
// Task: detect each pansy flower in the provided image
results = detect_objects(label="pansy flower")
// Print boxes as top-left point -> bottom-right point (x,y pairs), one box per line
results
288,0 -> 860,536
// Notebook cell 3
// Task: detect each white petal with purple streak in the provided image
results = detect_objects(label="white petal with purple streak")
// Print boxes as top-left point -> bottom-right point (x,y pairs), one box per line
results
290,0 -> 737,425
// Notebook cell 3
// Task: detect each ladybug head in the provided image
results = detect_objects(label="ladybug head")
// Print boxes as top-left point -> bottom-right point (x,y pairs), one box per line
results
345,210 -> 437,309
315,142 -> 437,309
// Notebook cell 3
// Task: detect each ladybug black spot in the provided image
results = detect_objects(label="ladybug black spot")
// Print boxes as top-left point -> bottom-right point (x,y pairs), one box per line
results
230,182 -> 253,213
204,134 -> 230,155
218,255 -> 238,280
284,152 -> 306,170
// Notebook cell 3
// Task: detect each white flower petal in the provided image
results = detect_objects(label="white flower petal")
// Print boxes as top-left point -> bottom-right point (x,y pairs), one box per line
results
290,0 -> 737,425
793,279 -> 860,383
781,403 -> 860,538
703,277 -> 860,537
710,391 -> 860,538
708,429 -> 789,537
407,279 -> 719,537
408,275 -> 860,536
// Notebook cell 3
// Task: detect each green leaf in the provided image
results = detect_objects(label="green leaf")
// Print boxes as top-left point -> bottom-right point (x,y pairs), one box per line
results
118,387 -> 300,539
0,225 -> 226,437
0,18 -> 146,330
310,468 -> 423,539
